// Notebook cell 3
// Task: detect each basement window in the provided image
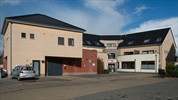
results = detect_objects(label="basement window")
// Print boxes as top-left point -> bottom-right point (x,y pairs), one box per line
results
21,32 -> 26,38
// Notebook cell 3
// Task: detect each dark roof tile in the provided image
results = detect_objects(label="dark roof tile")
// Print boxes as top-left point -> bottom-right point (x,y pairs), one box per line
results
118,28 -> 170,47
83,33 -> 105,48
6,13 -> 85,32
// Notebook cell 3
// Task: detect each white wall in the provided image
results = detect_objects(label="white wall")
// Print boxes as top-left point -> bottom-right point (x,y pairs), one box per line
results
117,54 -> 159,73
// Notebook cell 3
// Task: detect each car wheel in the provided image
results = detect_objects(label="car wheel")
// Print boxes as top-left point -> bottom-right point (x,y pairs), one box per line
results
18,76 -> 21,81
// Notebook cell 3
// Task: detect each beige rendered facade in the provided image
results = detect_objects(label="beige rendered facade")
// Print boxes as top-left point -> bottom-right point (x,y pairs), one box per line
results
3,22 -> 83,75
2,14 -> 177,76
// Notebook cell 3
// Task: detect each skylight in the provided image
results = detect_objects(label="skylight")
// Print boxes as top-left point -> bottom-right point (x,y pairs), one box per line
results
86,41 -> 91,45
144,39 -> 150,43
128,41 -> 134,45
95,42 -> 100,46
156,37 -> 162,42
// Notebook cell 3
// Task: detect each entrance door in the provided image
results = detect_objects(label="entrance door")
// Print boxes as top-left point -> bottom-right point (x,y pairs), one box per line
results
48,61 -> 62,76
33,60 -> 40,76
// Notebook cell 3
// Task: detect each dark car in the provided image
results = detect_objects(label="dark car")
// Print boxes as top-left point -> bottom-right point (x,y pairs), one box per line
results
0,68 -> 8,78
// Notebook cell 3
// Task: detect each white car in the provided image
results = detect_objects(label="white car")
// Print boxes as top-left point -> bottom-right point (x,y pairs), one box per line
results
11,66 -> 36,81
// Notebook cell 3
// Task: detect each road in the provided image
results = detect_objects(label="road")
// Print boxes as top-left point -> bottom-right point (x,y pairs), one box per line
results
0,73 -> 177,100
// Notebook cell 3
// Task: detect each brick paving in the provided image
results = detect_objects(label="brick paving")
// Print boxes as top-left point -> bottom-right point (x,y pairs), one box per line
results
0,73 -> 177,100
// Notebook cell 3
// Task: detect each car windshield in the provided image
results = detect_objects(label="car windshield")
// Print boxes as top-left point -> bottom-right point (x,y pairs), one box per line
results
22,67 -> 34,70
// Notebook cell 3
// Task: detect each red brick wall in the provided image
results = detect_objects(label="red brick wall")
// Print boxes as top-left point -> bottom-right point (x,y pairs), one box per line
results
62,49 -> 97,74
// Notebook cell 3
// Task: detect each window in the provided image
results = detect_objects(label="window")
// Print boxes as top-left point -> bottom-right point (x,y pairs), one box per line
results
124,52 -> 134,55
68,38 -> 74,46
106,43 -> 116,47
128,41 -> 134,45
122,62 -> 135,69
30,33 -> 34,39
142,50 -> 154,54
143,39 -> 150,43
21,32 -> 26,38
156,37 -> 162,42
108,53 -> 115,59
86,41 -> 91,45
141,61 -> 155,69
58,37 -> 64,45
95,42 -> 100,46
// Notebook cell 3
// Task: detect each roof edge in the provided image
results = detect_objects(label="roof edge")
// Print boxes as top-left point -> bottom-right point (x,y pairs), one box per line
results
5,19 -> 86,33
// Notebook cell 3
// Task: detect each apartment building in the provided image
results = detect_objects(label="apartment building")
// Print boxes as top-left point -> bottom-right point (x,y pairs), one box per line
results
1,14 -> 97,76
1,14 -> 176,76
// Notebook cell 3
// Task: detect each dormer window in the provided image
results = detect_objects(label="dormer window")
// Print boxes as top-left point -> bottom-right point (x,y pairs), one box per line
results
128,41 -> 134,45
106,43 -> 116,47
156,37 -> 162,42
144,39 -> 150,43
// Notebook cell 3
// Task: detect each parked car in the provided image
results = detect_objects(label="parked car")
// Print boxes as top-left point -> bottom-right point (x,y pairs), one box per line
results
11,66 -> 36,81
0,68 -> 8,78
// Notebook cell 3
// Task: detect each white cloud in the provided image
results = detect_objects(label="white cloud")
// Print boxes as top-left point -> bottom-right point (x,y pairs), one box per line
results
134,5 -> 149,15
43,0 -> 130,35
126,17 -> 178,55
0,0 -> 24,5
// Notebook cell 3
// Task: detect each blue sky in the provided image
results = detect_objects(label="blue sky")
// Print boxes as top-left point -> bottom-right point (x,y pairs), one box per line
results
0,0 -> 178,54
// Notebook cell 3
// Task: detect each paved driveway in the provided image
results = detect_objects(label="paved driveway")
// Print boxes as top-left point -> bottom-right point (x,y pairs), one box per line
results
0,73 -> 177,100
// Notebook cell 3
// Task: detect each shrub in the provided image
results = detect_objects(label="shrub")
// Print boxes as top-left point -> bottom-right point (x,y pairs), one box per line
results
102,70 -> 110,74
166,61 -> 178,77
97,58 -> 108,74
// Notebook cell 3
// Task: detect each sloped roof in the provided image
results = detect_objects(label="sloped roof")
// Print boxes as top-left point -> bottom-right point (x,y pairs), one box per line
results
100,35 -> 122,40
83,33 -> 105,48
2,14 -> 85,34
83,28 -> 170,48
118,28 -> 170,48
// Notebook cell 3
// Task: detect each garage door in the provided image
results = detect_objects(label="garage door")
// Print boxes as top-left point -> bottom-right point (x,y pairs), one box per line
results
48,61 -> 62,76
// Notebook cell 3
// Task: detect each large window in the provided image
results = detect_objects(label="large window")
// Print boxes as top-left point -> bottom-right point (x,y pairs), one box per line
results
68,38 -> 74,46
106,43 -> 116,47
108,53 -> 115,59
21,32 -> 26,38
141,61 -> 155,69
58,37 -> 64,45
122,62 -> 135,69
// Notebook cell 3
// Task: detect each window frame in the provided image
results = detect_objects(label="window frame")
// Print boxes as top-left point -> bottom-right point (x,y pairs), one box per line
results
141,61 -> 155,69
122,61 -> 135,69
68,38 -> 74,46
108,53 -> 115,59
30,33 -> 35,39
58,37 -> 64,45
21,32 -> 26,38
